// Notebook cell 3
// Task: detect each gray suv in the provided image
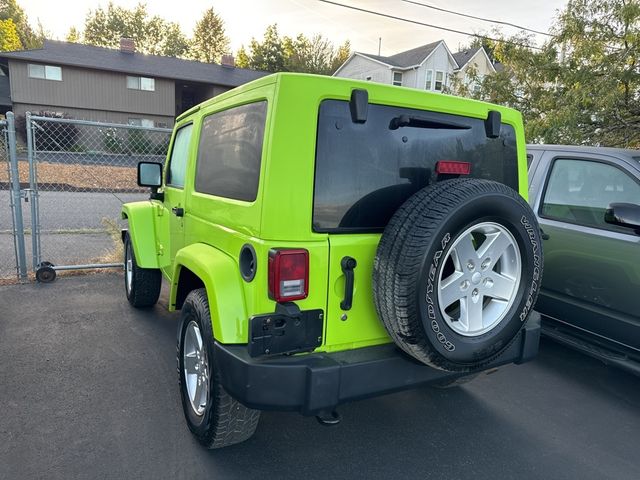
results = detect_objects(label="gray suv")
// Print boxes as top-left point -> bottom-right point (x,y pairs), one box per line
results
527,144 -> 640,375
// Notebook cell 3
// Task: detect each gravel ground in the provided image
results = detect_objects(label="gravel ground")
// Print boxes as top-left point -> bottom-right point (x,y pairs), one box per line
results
1,274 -> 639,480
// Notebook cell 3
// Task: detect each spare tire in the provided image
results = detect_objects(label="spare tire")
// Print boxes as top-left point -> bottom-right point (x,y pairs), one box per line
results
373,178 -> 542,372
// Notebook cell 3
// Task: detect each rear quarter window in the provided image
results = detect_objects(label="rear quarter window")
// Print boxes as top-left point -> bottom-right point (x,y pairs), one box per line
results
195,101 -> 267,202
313,100 -> 519,232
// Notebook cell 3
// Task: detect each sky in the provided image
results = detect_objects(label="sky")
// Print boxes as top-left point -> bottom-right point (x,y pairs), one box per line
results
22,0 -> 569,55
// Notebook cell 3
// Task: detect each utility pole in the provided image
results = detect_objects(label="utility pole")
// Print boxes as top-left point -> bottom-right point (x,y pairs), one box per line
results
378,37 -> 381,56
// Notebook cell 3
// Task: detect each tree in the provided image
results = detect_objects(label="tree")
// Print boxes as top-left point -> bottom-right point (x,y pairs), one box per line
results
82,2 -> 189,57
237,24 -> 352,74
0,18 -> 21,51
0,0 -> 42,48
66,26 -> 81,43
549,0 -> 640,147
189,7 -> 229,63
236,24 -> 287,72
330,40 -> 352,73
466,0 -> 640,148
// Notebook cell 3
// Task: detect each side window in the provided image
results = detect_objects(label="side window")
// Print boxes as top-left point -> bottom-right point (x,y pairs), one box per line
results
195,101 -> 267,202
425,70 -> 433,90
166,124 -> 193,188
541,158 -> 640,231
435,71 -> 444,91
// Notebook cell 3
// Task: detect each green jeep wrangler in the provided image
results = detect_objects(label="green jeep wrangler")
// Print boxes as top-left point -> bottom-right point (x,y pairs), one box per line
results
122,73 -> 543,448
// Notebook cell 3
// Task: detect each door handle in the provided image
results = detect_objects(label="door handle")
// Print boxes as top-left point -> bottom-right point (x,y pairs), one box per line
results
340,256 -> 357,311
172,207 -> 184,217
540,228 -> 550,240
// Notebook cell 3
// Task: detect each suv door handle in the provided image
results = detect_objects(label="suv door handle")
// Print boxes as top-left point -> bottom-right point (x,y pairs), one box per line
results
172,207 -> 184,217
540,228 -> 550,240
340,256 -> 357,311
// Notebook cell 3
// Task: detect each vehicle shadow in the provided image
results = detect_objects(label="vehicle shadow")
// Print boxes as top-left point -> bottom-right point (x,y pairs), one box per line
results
192,386 -> 547,480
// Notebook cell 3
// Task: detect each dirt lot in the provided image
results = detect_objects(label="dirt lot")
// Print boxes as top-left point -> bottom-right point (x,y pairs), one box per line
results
1,274 -> 639,480
0,161 -> 140,191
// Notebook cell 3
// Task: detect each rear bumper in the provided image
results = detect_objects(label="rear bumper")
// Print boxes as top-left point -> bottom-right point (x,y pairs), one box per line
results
215,312 -> 541,415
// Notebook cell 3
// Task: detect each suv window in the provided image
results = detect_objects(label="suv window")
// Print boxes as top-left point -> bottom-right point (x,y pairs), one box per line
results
541,158 -> 640,231
313,100 -> 519,232
195,101 -> 267,202
166,123 -> 193,188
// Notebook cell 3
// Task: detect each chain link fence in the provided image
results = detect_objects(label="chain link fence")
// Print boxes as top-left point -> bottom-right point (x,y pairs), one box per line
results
1,118 -> 16,279
1,113 -> 28,281
23,114 -> 172,280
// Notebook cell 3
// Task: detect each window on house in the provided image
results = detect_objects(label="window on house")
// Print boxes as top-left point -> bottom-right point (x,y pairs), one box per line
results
127,75 -> 155,91
28,64 -> 62,81
435,71 -> 444,91
128,118 -> 155,128
425,70 -> 433,90
393,72 -> 403,86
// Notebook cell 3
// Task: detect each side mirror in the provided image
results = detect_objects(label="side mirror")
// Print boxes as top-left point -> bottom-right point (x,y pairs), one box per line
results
604,202 -> 640,233
137,161 -> 162,188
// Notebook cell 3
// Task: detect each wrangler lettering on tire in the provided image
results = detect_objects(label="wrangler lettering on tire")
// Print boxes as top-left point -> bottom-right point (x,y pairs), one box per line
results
374,178 -> 543,372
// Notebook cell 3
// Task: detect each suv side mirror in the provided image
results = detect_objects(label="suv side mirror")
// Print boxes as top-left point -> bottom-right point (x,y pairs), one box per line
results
604,202 -> 640,233
138,161 -> 162,188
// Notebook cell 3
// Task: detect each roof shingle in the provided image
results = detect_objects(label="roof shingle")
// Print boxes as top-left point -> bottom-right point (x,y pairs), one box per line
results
358,40 -> 443,69
451,47 -> 481,70
0,40 -> 268,87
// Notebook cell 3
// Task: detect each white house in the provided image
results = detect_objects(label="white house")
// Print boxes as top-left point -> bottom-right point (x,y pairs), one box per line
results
451,46 -> 497,92
334,41 -> 496,94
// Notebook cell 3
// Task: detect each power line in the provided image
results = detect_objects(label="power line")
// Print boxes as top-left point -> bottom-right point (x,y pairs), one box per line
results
315,0 -> 543,51
401,0 -> 553,37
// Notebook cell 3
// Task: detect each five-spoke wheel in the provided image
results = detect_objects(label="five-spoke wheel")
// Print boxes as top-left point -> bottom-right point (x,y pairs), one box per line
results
438,222 -> 521,337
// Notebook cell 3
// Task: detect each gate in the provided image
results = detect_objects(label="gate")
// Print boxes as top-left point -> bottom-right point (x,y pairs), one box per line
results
1,112 -> 28,281
24,113 -> 172,282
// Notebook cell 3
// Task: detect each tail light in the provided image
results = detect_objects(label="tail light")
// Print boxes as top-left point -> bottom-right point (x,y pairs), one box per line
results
268,249 -> 309,302
436,160 -> 471,175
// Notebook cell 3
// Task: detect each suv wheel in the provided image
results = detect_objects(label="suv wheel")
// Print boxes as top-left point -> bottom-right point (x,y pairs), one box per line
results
178,288 -> 261,449
124,233 -> 161,308
374,179 -> 542,372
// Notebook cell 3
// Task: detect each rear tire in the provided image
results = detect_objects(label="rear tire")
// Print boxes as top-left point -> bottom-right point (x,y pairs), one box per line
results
178,288 -> 260,449
124,233 -> 161,308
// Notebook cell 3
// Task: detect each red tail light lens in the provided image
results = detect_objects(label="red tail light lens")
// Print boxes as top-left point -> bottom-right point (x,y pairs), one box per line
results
268,249 -> 309,302
436,160 -> 471,175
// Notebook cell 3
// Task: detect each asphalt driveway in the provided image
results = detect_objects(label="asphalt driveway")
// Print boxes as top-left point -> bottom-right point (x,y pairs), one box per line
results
1,273 -> 638,480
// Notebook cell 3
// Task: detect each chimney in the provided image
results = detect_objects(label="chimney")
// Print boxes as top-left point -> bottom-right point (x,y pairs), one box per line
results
120,37 -> 135,54
221,54 -> 235,68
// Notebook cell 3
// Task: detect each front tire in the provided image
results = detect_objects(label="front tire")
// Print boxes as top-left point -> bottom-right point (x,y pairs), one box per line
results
124,233 -> 161,308
178,288 -> 260,449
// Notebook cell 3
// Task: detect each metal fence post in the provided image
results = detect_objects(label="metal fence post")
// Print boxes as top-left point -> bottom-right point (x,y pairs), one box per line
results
6,112 -> 28,280
25,112 -> 41,271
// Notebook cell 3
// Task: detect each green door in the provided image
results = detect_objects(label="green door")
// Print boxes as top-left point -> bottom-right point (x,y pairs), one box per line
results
159,123 -> 193,280
324,234 -> 390,351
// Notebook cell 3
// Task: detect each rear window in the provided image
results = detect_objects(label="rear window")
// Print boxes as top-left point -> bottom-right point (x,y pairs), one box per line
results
195,101 -> 267,202
313,100 -> 519,232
